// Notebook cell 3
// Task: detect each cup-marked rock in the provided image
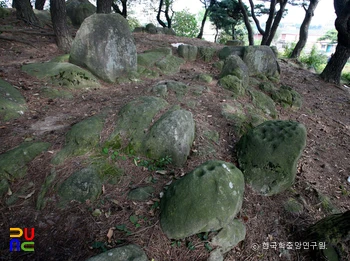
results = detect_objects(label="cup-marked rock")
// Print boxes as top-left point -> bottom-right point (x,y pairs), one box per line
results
236,120 -> 306,196
160,160 -> 245,239
69,13 -> 137,83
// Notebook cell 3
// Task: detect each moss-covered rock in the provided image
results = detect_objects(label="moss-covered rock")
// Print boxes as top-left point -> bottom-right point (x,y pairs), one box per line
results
178,44 -> 198,61
219,75 -> 245,98
143,109 -> 195,166
0,78 -> 28,121
22,62 -> 100,89
58,166 -> 102,206
284,197 -> 304,214
66,0 -> 96,27
39,87 -> 74,99
160,160 -> 245,239
52,115 -> 105,165
86,244 -> 149,261
33,10 -> 51,27
237,120 -> 306,196
220,55 -> 249,89
128,186 -> 155,201
271,85 -> 302,109
211,219 -> 246,253
196,73 -> 213,83
0,142 -> 50,195
248,89 -> 277,118
218,46 -> 245,60
50,54 -> 70,63
198,46 -> 217,62
109,96 -> 168,153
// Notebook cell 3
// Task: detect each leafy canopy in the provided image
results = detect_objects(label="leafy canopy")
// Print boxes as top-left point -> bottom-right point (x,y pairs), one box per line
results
172,9 -> 199,38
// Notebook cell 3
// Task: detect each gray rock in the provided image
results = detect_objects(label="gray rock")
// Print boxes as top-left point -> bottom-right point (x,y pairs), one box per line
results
0,78 -> 27,121
66,0 -> 96,27
198,46 -> 217,62
219,75 -> 245,98
208,249 -> 224,261
211,219 -> 246,252
243,46 -> 280,77
220,55 -> 249,91
70,13 -> 137,83
128,186 -> 155,201
52,115 -> 105,165
178,44 -> 198,61
59,166 -> 102,205
248,89 -> 277,118
218,46 -> 245,60
145,23 -> 157,34
226,40 -> 243,46
160,160 -> 245,239
237,120 -> 307,196
86,244 -> 148,261
143,109 -> 195,166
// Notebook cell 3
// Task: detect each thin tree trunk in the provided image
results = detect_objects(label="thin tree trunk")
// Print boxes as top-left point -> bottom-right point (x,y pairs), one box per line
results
265,0 -> 288,46
320,0 -> 350,84
261,0 -> 276,45
238,0 -> 253,45
35,0 -> 46,10
13,0 -> 40,26
157,0 -> 167,28
197,7 -> 209,39
164,1 -> 172,28
291,0 -> 320,58
111,0 -> 127,18
50,0 -> 72,53
97,0 -> 112,14
248,0 -> 264,35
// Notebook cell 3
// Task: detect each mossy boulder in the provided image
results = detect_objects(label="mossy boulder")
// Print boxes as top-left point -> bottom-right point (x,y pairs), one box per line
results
271,85 -> 302,109
243,46 -> 280,77
66,0 -> 96,27
143,109 -> 195,166
50,54 -> 70,63
196,73 -> 213,83
22,62 -> 100,89
198,46 -> 217,62
178,44 -> 198,61
0,78 -> 28,121
0,142 -> 50,195
220,55 -> 249,86
40,87 -> 74,99
248,89 -> 277,118
138,48 -> 184,76
86,244 -> 149,261
58,166 -> 102,206
284,197 -> 304,214
160,160 -> 245,239
128,186 -> 155,201
211,219 -> 246,253
52,115 -> 105,165
218,46 -> 245,60
236,120 -> 307,196
33,10 -> 51,27
219,75 -> 245,98
109,96 -> 168,153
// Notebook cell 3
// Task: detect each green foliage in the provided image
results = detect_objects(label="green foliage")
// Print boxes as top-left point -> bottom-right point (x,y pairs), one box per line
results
281,42 -> 297,58
90,241 -> 107,252
116,224 -> 132,236
172,9 -> 199,38
341,72 -> 350,84
299,45 -> 328,73
129,215 -> 141,228
318,29 -> 338,43
127,16 -> 141,31
135,155 -> 172,171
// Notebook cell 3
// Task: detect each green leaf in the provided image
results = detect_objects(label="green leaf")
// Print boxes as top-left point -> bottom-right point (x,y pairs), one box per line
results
205,242 -> 213,252
135,223 -> 141,228
129,215 -> 138,224
116,224 -> 126,231
102,147 -> 109,154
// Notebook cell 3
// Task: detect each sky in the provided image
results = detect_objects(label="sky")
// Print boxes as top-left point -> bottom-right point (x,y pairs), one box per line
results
173,0 -> 337,28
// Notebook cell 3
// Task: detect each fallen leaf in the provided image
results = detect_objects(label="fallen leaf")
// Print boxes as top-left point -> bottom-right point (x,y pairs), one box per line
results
107,227 -> 114,243
156,170 -> 167,175
102,185 -> 106,194
110,199 -> 119,205
7,187 -> 12,196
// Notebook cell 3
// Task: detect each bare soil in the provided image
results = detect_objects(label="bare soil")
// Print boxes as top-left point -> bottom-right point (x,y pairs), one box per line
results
0,13 -> 349,261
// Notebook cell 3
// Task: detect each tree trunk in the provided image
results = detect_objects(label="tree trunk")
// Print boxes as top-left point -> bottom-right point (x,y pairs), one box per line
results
157,0 -> 167,28
320,0 -> 350,84
238,0 -> 253,45
265,0 -> 288,45
320,44 -> 350,84
35,0 -> 46,10
248,0 -> 264,35
97,0 -> 112,14
261,0 -> 276,45
13,0 -> 40,26
111,0 -> 127,18
197,7 -> 209,39
291,0 -> 319,58
164,1 -> 172,28
50,0 -> 72,53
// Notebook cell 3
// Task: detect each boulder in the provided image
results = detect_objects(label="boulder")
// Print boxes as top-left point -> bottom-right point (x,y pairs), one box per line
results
270,85 -> 302,109
143,109 -> 195,166
0,79 -> 27,121
22,62 -> 100,89
198,46 -> 217,62
248,89 -> 277,118
145,23 -> 157,34
236,120 -> 307,196
69,13 -> 137,83
86,244 -> 148,261
243,46 -> 280,77
66,0 -> 96,26
178,44 -> 198,61
128,186 -> 155,201
160,160 -> 245,239
58,166 -> 102,206
0,142 -> 50,195
52,115 -> 105,165
33,10 -> 51,27
226,40 -> 243,46
218,46 -> 245,60
219,75 -> 245,98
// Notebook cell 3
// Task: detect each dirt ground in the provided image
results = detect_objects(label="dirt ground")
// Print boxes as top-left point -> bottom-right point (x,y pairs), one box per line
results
0,13 -> 349,261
